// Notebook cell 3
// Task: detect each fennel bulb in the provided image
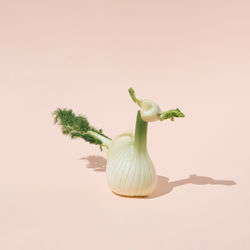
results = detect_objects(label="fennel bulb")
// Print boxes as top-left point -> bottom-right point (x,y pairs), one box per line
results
106,111 -> 156,196
53,88 -> 184,197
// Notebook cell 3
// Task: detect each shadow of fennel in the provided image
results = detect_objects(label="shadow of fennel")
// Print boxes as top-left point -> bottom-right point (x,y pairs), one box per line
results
80,155 -> 107,172
80,155 -> 236,198
148,174 -> 236,199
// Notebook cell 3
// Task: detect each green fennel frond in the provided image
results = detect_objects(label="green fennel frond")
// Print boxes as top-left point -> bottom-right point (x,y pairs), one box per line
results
160,108 -> 185,121
53,108 -> 111,149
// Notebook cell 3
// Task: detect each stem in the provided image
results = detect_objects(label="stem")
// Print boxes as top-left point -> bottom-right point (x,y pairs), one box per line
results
128,87 -> 142,107
134,110 -> 148,153
86,131 -> 111,149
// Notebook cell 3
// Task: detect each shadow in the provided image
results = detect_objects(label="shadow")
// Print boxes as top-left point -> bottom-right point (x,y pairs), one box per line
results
79,155 -> 236,199
80,155 -> 107,172
148,174 -> 236,198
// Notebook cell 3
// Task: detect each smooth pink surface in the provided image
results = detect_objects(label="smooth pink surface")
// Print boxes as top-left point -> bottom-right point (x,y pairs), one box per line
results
1,1 -> 250,249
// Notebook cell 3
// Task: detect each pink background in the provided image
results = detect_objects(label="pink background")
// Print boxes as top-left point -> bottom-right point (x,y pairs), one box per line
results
1,0 -> 250,249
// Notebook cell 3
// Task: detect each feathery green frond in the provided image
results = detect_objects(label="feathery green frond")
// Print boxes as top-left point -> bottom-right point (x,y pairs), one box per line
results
53,108 -> 111,149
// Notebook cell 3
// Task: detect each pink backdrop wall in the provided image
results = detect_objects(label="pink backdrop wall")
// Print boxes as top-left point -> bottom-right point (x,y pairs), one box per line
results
1,0 -> 249,249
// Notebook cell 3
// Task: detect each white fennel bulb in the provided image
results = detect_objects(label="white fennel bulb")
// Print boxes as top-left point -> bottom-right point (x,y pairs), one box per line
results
106,114 -> 157,196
